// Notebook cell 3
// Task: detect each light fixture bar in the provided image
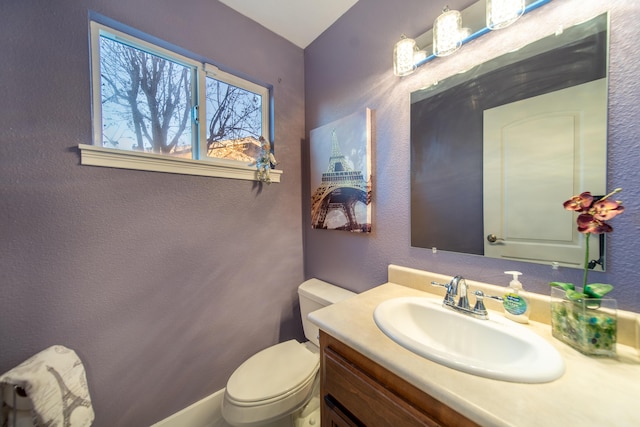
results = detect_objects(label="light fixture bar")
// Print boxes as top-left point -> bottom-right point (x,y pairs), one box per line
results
413,0 -> 553,69
487,0 -> 525,30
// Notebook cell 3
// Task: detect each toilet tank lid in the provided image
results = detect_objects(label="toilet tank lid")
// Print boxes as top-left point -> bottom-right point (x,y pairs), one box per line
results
298,278 -> 355,305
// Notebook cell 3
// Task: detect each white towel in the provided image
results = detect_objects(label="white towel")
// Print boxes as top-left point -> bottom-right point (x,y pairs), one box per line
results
0,345 -> 94,427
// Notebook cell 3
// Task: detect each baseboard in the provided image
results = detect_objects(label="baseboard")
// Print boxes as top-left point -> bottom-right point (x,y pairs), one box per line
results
151,388 -> 230,427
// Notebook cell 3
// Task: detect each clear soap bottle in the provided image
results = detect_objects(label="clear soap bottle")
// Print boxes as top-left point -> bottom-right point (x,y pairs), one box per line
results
503,271 -> 530,324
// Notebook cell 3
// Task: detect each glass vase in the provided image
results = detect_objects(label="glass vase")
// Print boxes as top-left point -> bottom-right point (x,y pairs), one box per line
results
550,286 -> 617,357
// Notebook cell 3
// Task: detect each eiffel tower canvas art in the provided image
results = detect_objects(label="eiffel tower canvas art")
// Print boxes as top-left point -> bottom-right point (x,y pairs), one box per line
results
310,109 -> 372,232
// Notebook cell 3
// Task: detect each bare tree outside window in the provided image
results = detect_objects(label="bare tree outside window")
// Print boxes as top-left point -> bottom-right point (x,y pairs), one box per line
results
205,77 -> 263,162
99,37 -> 193,157
91,21 -> 271,176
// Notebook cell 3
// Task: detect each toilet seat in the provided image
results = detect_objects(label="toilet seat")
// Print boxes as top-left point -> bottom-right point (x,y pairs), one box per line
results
223,340 -> 320,426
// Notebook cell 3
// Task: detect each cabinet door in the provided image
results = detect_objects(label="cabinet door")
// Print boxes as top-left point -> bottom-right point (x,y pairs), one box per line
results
320,331 -> 480,427
323,395 -> 363,427
322,344 -> 440,427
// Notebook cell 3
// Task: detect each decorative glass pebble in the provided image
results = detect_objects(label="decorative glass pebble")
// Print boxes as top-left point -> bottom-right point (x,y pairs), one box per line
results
550,286 -> 617,357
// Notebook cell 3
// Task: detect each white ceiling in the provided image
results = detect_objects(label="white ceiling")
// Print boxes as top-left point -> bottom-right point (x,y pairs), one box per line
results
219,0 -> 359,49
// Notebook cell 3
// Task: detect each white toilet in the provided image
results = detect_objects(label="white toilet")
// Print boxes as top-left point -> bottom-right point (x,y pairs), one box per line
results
222,279 -> 355,427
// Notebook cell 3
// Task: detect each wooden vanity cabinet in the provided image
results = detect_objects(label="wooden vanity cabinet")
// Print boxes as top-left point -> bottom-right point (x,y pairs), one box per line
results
320,331 -> 480,427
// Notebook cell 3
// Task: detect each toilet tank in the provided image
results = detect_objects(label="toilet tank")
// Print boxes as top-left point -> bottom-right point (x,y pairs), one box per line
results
298,278 -> 355,347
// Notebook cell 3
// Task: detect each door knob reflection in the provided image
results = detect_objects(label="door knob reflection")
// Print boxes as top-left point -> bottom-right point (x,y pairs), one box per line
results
486,234 -> 505,243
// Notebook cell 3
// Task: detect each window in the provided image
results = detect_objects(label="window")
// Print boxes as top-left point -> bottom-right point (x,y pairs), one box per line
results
80,20 -> 280,182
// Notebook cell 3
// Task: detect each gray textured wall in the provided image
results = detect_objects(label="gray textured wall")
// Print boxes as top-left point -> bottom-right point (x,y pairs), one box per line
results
304,0 -> 640,311
0,1 -> 305,426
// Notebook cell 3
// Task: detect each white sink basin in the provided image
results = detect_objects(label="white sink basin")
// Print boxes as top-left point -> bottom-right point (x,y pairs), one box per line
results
373,296 -> 564,383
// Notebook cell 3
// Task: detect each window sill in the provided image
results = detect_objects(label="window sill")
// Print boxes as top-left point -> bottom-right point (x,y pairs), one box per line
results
78,144 -> 282,183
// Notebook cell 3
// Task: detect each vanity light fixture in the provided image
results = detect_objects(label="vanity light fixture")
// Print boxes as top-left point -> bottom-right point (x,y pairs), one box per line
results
393,35 -> 428,77
433,6 -> 464,57
393,35 -> 418,76
486,0 -> 525,30
392,0 -> 553,77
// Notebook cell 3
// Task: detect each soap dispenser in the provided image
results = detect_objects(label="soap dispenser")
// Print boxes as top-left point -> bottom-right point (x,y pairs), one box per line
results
502,271 -> 530,324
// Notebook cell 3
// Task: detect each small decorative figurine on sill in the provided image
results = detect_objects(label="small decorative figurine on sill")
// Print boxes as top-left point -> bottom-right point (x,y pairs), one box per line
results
249,136 -> 277,183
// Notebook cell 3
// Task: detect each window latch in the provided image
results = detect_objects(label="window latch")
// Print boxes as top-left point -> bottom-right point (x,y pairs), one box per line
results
192,105 -> 199,124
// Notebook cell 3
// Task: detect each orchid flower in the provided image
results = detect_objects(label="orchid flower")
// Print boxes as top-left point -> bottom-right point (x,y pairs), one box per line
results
563,192 -> 594,212
592,198 -> 625,221
577,214 -> 613,234
550,188 -> 624,300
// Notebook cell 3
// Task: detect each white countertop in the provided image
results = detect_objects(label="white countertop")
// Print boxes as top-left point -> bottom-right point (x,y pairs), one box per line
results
309,280 -> 640,427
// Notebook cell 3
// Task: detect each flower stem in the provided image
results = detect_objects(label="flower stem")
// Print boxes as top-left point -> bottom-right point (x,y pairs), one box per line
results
600,187 -> 622,202
583,232 -> 590,289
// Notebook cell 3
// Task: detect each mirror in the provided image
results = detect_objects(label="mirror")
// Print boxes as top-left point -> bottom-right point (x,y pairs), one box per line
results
410,13 -> 609,269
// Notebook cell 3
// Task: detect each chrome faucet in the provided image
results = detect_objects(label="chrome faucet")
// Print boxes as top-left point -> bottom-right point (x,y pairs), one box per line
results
432,275 -> 502,320
450,275 -> 470,310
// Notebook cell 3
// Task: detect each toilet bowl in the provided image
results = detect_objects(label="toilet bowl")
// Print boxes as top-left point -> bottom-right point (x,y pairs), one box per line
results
222,279 -> 355,427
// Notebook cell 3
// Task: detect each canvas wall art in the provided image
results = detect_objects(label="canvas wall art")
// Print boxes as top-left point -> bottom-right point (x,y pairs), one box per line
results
310,109 -> 372,233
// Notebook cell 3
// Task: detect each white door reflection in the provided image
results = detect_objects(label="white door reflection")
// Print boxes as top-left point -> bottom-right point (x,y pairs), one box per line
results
483,78 -> 607,268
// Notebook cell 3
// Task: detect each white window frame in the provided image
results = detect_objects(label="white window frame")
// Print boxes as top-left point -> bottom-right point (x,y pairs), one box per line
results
80,20 -> 281,183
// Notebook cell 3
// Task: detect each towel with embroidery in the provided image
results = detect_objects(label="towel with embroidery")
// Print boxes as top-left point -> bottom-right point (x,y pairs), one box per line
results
1,345 -> 94,426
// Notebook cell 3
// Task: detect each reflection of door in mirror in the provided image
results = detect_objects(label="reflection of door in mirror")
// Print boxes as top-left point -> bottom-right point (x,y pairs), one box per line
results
483,79 -> 607,269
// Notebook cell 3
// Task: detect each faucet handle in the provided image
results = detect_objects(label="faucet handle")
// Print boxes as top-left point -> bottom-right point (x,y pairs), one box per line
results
473,290 -> 503,315
431,281 -> 455,304
431,280 -> 448,288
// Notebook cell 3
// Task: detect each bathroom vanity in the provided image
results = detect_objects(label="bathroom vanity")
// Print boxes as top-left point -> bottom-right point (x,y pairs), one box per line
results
310,265 -> 640,427
320,331 -> 479,426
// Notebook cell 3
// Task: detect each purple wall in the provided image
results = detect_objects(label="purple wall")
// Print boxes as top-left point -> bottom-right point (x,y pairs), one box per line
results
0,1 -> 304,426
2,0 -> 638,425
304,0 -> 640,311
